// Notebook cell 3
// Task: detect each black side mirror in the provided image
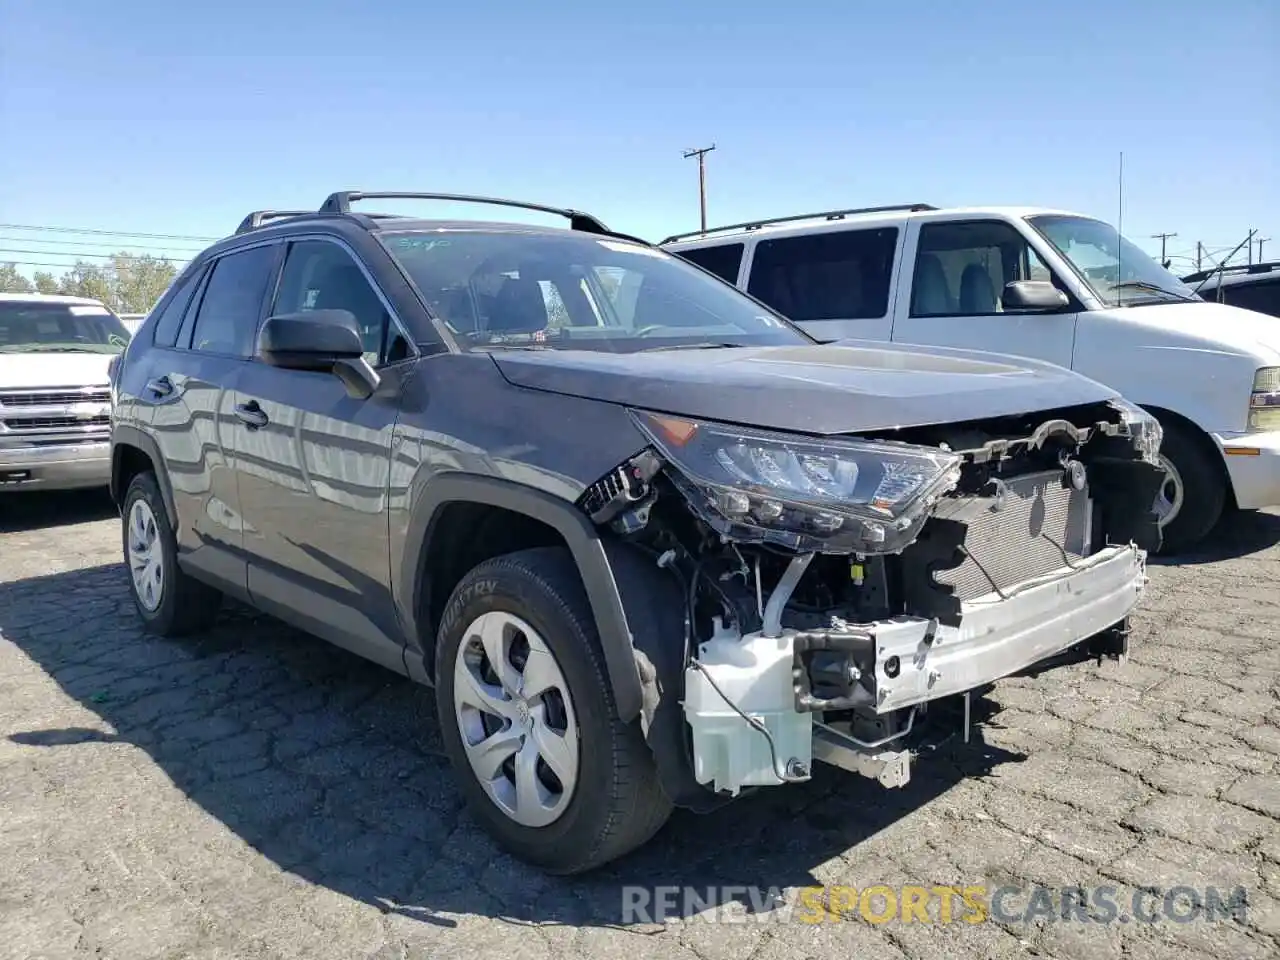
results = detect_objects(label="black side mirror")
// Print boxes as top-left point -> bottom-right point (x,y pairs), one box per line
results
1002,280 -> 1070,313
258,309 -> 381,399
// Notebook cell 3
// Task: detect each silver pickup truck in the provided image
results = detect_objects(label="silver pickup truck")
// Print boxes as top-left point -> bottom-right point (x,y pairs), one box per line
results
0,293 -> 132,492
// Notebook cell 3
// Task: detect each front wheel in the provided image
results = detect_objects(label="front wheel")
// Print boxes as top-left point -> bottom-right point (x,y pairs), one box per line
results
1151,418 -> 1226,554
434,546 -> 672,874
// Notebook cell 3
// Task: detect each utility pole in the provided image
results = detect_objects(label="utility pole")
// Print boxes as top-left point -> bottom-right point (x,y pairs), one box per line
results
1249,228 -> 1256,264
1151,232 -> 1177,265
1196,241 -> 1203,272
1257,236 -> 1271,262
682,144 -> 716,233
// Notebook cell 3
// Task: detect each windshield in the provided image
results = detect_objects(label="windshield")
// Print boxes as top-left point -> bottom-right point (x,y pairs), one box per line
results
381,230 -> 813,352
0,301 -> 132,354
1028,215 -> 1200,307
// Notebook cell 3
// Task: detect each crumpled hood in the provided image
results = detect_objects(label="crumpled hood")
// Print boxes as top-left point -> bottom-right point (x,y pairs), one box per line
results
490,340 -> 1119,435
0,352 -> 115,389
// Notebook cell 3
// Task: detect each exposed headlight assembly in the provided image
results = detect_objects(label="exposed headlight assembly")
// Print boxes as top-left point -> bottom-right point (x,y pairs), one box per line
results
631,410 -> 962,555
1107,398 -> 1163,464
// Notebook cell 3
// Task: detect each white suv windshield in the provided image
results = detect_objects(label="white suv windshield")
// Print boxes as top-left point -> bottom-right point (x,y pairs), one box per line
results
382,230 -> 813,352
1028,215 -> 1200,307
0,301 -> 132,354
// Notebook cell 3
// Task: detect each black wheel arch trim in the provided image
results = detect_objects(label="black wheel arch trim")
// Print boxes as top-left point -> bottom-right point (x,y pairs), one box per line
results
399,472 -> 646,722
110,425 -> 177,529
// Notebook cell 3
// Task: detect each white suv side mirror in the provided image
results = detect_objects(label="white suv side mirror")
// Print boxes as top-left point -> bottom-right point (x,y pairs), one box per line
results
1003,280 -> 1070,313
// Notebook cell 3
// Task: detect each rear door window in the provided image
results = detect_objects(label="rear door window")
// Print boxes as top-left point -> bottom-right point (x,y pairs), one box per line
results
189,245 -> 279,357
673,243 -> 745,284
745,228 -> 897,321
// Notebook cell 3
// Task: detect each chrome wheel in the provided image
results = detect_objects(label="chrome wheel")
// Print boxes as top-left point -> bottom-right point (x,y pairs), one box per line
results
452,610 -> 580,828
1153,453 -> 1184,528
127,499 -> 164,612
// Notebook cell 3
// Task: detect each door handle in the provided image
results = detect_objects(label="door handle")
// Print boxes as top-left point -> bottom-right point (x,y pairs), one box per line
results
145,376 -> 173,398
234,400 -> 269,429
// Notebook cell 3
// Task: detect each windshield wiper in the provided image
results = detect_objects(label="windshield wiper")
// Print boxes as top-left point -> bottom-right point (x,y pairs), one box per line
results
640,342 -> 745,352
1109,280 -> 1197,303
2,345 -> 107,353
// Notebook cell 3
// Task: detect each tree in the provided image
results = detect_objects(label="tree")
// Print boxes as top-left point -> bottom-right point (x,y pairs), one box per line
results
32,271 -> 59,295
0,263 -> 35,294
0,253 -> 181,310
57,260 -> 115,305
110,253 -> 178,313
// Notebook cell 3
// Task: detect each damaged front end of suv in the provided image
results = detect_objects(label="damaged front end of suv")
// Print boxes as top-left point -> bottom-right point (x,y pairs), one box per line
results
577,396 -> 1163,805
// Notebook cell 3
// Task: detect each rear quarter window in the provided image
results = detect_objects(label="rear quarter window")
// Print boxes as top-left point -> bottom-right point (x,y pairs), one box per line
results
151,269 -> 204,348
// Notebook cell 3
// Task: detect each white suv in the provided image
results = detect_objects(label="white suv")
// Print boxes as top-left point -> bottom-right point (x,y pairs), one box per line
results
664,204 -> 1280,553
0,293 -> 131,492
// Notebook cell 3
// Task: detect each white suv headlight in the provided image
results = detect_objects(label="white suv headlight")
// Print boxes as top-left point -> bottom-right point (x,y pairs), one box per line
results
631,410 -> 962,555
1248,367 -> 1280,433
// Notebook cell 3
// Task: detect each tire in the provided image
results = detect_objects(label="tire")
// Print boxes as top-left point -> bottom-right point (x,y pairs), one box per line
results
1152,418 -> 1226,555
435,546 -> 673,874
121,471 -> 222,636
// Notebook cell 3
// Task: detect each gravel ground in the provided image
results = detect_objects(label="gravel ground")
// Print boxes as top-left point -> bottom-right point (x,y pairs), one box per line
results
1,491 -> 1278,960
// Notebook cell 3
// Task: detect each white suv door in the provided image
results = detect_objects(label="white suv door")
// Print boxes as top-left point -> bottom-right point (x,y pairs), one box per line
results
890,217 -> 1078,369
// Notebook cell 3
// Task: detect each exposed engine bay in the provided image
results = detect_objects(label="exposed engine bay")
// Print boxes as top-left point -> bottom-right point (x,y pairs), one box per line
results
577,397 -> 1164,802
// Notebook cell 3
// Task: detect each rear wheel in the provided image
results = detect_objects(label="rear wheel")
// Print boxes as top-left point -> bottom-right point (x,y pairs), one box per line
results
435,546 -> 672,874
1151,418 -> 1226,554
122,471 -> 222,635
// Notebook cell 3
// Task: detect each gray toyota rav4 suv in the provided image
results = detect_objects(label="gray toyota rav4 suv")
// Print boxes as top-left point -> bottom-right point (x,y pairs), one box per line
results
109,191 -> 1165,874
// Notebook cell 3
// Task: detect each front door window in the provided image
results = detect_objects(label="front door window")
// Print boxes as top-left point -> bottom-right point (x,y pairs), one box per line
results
910,220 -> 1058,318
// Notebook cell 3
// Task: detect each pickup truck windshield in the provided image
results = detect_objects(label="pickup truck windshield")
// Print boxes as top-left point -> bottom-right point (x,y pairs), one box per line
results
0,301 -> 132,354
381,230 -> 813,353
1028,215 -> 1200,307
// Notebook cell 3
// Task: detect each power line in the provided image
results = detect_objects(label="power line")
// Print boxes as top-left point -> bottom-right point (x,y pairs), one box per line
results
0,257 -> 191,271
0,222 -> 218,242
0,235 -> 204,254
0,247 -> 189,262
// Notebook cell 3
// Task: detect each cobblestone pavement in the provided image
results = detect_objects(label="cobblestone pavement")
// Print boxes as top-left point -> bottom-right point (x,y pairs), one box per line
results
1,491 -> 1278,960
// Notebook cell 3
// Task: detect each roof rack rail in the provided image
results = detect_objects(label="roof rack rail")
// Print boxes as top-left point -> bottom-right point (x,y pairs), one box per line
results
318,191 -> 613,235
1181,260 -> 1280,284
234,210 -> 316,235
659,203 -> 937,245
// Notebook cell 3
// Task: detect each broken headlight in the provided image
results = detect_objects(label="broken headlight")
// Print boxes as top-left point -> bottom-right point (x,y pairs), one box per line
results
1107,398 -> 1163,464
631,410 -> 962,555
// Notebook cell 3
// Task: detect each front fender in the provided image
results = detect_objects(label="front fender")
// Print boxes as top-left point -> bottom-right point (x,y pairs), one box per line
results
1073,308 -> 1273,434
396,471 -> 646,721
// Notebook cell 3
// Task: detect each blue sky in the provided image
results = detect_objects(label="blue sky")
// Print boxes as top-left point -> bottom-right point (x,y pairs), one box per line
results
1,0 -> 1276,277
